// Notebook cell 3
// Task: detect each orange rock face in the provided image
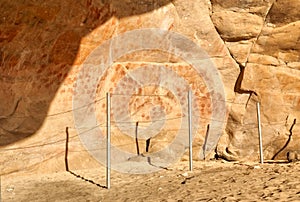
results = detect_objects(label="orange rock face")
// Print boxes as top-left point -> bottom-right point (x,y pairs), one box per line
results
0,0 -> 299,175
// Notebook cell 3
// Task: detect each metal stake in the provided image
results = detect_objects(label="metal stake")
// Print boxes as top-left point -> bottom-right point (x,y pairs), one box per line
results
106,93 -> 111,189
257,102 -> 264,164
188,90 -> 193,171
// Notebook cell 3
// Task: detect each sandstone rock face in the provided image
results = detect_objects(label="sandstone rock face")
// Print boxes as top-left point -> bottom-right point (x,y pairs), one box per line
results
211,0 -> 300,161
0,0 -> 299,175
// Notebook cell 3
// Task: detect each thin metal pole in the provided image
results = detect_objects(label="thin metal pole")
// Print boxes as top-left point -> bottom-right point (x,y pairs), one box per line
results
188,90 -> 193,171
106,92 -> 111,189
257,102 -> 264,164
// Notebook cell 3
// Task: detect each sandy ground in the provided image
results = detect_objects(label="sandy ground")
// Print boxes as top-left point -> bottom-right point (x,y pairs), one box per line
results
2,160 -> 300,202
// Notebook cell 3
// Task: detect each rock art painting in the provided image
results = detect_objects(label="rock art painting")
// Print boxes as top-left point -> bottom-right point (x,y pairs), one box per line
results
73,28 -> 226,173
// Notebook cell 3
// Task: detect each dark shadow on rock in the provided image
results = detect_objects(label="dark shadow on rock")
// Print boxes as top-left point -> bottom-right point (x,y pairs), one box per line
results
271,119 -> 296,160
147,156 -> 169,170
0,0 -> 173,146
65,127 -> 106,188
67,170 -> 106,189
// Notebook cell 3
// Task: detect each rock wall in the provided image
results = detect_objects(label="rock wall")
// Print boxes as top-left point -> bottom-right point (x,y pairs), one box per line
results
211,0 -> 300,161
0,0 -> 299,175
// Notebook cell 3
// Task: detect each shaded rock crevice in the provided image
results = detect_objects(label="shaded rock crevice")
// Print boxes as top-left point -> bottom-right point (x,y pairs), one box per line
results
209,0 -> 277,97
271,118 -> 296,160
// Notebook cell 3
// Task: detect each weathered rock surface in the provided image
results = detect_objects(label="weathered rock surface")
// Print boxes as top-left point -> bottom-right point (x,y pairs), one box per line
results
211,0 -> 300,161
0,0 -> 299,175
